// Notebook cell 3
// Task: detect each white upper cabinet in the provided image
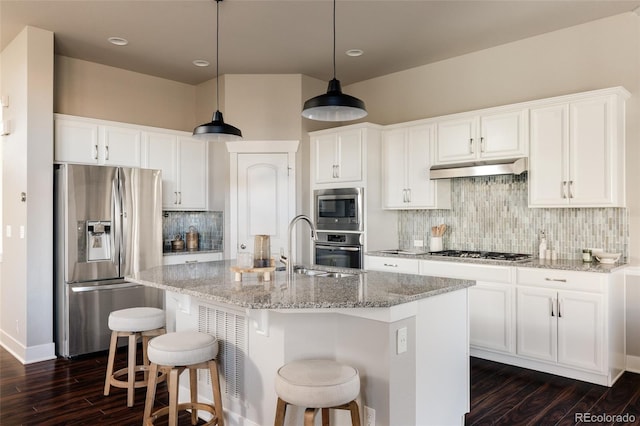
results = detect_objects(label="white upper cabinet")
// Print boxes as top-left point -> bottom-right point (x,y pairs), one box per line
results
382,124 -> 450,209
528,88 -> 629,207
435,109 -> 528,165
143,131 -> 179,209
56,115 -> 208,211
143,132 -> 208,211
312,128 -> 363,184
55,114 -> 141,167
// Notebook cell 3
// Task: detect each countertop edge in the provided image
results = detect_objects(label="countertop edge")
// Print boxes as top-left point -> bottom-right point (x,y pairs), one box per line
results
366,251 -> 627,273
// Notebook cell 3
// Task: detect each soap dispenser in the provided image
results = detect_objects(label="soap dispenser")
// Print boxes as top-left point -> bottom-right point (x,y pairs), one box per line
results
538,231 -> 547,259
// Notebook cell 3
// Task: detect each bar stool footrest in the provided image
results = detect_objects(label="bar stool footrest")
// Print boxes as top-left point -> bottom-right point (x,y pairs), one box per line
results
109,365 -> 166,390
148,403 -> 221,426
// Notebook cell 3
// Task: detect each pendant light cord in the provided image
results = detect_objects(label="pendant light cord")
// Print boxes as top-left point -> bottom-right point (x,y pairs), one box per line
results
216,0 -> 221,111
332,0 -> 336,79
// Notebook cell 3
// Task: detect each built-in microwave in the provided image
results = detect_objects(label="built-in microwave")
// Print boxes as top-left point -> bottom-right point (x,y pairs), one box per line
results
314,187 -> 363,231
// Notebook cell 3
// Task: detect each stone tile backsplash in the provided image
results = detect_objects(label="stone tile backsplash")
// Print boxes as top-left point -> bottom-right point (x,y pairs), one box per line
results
163,211 -> 223,251
398,174 -> 628,260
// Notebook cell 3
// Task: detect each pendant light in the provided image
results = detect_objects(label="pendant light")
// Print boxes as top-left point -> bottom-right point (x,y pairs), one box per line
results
193,0 -> 242,141
302,0 -> 367,122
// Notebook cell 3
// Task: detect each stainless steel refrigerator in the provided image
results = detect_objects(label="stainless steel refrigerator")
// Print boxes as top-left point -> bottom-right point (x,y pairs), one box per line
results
54,164 -> 164,357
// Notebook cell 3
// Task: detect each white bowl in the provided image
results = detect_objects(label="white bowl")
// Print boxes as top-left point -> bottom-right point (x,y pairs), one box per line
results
594,252 -> 621,264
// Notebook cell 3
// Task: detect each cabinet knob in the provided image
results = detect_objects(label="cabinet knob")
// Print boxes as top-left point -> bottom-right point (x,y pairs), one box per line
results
240,243 -> 246,249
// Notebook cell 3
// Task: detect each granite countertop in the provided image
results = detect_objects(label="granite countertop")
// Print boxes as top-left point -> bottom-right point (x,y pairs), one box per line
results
127,260 -> 474,309
366,251 -> 627,273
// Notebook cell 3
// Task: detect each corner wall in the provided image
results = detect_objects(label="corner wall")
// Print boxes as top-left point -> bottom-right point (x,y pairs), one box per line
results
1,26 -> 55,363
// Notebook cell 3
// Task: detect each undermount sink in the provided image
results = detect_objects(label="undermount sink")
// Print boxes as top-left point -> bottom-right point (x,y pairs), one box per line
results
318,272 -> 355,278
293,267 -> 355,278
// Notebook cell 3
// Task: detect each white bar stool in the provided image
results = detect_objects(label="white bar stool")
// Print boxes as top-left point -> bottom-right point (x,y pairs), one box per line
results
143,331 -> 224,426
103,307 -> 166,407
274,359 -> 361,426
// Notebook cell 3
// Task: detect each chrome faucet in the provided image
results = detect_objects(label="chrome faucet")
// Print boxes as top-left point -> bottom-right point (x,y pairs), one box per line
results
283,215 -> 317,278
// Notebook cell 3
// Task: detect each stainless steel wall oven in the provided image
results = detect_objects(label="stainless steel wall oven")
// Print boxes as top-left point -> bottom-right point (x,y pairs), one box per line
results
314,232 -> 363,269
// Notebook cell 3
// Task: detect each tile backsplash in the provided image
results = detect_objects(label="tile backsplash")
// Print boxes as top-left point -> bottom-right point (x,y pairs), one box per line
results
163,211 -> 223,251
399,174 -> 628,260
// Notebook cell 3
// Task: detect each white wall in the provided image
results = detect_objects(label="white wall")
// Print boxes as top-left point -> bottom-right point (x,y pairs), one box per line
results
0,26 -> 55,363
55,55 -> 196,131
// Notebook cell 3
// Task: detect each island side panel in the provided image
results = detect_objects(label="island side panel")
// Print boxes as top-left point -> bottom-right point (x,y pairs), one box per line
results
415,288 -> 470,425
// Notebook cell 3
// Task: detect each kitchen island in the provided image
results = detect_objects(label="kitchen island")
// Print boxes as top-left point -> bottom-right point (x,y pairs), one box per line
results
128,260 -> 474,426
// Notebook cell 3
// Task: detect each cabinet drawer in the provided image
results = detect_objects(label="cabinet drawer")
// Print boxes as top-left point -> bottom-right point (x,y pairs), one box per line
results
516,267 -> 605,293
420,260 -> 513,284
163,252 -> 223,265
365,256 -> 420,274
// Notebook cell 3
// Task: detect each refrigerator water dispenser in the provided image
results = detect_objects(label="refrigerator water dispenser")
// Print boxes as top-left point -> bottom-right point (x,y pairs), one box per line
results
87,221 -> 111,261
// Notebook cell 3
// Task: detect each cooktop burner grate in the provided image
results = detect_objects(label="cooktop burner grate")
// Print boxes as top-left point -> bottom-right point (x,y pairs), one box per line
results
428,250 -> 531,261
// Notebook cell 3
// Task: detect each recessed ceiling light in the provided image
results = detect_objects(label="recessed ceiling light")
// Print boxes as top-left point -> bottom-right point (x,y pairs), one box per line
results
346,49 -> 363,57
108,37 -> 128,46
193,59 -> 210,67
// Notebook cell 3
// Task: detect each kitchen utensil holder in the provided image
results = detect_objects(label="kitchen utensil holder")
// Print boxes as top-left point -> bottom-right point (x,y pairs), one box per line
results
430,237 -> 443,252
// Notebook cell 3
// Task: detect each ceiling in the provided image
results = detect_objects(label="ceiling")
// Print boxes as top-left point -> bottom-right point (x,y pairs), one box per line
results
2,0 -> 640,86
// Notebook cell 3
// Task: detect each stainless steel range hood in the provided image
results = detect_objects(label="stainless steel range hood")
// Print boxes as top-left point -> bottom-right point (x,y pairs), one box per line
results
430,158 -> 527,180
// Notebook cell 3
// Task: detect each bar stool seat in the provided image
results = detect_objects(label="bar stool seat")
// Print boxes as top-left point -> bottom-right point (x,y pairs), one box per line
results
143,331 -> 224,426
274,359 -> 361,426
103,307 -> 166,407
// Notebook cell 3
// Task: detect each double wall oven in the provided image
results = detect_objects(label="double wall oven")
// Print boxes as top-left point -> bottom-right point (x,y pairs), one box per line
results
314,188 -> 364,269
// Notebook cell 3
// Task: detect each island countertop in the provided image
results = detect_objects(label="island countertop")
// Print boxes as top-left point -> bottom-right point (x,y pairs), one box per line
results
127,260 -> 474,310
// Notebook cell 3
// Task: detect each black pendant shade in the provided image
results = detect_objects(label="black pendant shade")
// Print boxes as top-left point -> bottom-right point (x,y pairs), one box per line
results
193,110 -> 242,142
301,0 -> 367,122
302,78 -> 367,122
193,0 -> 242,142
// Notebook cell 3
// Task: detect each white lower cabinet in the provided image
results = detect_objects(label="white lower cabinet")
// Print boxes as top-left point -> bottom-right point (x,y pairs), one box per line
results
469,281 -> 515,354
514,267 -> 624,385
517,286 -> 603,371
367,256 -> 625,386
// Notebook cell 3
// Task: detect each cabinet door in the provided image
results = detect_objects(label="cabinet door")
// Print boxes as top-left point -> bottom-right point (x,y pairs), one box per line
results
54,118 -> 99,164
336,129 -> 363,182
178,137 -> 208,210
557,291 -> 603,372
568,96 -> 613,206
516,287 -> 557,362
435,117 -> 478,164
470,282 -> 514,353
145,132 -> 179,209
101,125 -> 141,167
480,110 -> 527,159
382,128 -> 408,208
528,104 -> 569,207
313,134 -> 338,183
406,126 -> 435,207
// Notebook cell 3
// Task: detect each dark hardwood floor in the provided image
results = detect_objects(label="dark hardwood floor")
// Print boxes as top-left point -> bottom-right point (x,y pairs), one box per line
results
1,346 -> 640,425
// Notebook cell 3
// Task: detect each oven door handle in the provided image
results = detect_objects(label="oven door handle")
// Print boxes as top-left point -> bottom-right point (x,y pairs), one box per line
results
315,244 -> 361,252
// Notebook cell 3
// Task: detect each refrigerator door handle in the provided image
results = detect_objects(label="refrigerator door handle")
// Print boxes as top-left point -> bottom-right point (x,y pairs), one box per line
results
70,282 -> 144,292
112,173 -> 123,269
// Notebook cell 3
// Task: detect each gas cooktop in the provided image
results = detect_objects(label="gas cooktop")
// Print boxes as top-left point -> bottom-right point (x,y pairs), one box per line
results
428,250 -> 532,262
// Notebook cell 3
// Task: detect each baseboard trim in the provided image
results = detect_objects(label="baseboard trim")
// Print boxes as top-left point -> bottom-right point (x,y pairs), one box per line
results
626,355 -> 640,373
0,330 -> 56,364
